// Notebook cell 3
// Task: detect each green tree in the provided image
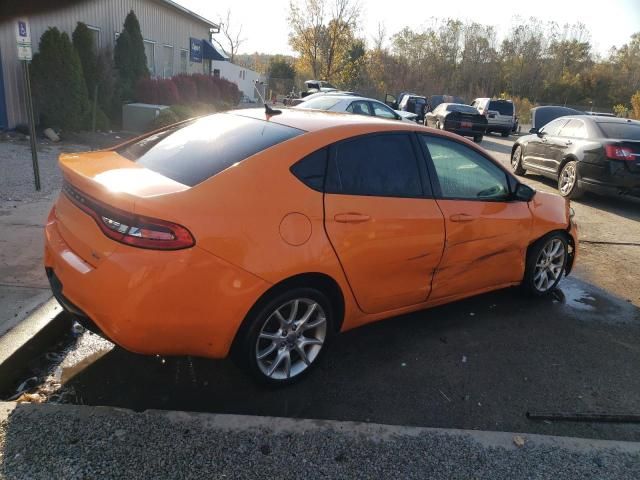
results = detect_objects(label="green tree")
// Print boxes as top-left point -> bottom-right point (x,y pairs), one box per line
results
72,22 -> 98,97
114,10 -> 148,100
31,27 -> 90,130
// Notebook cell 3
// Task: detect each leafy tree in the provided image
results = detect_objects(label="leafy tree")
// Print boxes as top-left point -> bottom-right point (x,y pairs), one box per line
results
631,91 -> 640,119
31,27 -> 90,130
114,10 -> 148,100
269,56 -> 296,80
72,22 -> 98,97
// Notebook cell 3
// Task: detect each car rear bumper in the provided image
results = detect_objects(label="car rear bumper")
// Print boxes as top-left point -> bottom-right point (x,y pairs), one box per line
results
44,214 -> 270,359
447,128 -> 485,138
578,173 -> 640,197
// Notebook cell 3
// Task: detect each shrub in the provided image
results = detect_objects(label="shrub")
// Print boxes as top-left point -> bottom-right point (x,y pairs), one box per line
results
157,79 -> 180,105
631,91 -> 640,120
150,108 -> 180,129
31,27 -> 91,130
613,104 -> 629,118
114,10 -> 148,100
135,77 -> 160,104
96,47 -> 121,126
72,22 -> 98,98
173,75 -> 198,104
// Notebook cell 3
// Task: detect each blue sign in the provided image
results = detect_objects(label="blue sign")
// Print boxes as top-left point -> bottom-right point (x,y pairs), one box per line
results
190,38 -> 202,63
18,21 -> 27,38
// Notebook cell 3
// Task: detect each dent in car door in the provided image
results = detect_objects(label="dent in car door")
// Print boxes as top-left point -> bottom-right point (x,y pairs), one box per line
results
419,135 -> 532,300
323,133 -> 445,314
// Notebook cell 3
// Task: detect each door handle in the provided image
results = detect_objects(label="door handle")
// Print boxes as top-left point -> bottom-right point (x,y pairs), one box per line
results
334,213 -> 371,224
449,213 -> 476,222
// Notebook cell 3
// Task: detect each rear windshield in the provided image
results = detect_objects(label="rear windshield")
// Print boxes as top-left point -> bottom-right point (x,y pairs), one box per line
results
297,96 -> 343,110
488,101 -> 514,116
117,114 -> 304,186
447,104 -> 478,114
597,122 -> 640,140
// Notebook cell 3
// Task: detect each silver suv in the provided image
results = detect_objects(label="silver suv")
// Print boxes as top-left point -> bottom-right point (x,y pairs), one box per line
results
472,98 -> 515,137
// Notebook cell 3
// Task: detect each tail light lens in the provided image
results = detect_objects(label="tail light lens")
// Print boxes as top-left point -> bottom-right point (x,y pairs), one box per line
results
63,181 -> 194,250
605,145 -> 634,161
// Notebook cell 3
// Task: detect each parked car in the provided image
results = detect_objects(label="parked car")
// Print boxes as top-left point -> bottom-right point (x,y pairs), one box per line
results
384,92 -> 419,110
45,108 -> 577,385
424,103 -> 487,143
426,95 -> 466,113
529,106 -> 582,133
294,94 -> 418,123
511,116 -> 640,198
471,98 -> 515,137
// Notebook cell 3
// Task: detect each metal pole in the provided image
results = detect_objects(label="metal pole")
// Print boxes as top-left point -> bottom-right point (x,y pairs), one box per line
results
23,60 -> 40,191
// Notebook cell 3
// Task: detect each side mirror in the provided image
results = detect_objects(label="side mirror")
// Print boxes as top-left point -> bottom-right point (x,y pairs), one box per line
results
536,129 -> 547,138
514,183 -> 536,202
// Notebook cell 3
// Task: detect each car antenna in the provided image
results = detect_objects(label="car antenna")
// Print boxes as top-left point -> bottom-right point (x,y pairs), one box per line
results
254,80 -> 282,116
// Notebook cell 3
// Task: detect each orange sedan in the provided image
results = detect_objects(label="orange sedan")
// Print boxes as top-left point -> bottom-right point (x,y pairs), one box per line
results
44,108 -> 578,385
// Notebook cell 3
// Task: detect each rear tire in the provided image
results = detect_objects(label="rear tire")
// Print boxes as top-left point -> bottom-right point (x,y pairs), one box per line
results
473,135 -> 483,143
511,145 -> 527,175
234,287 -> 334,386
558,160 -> 583,199
522,232 -> 569,296
501,130 -> 510,137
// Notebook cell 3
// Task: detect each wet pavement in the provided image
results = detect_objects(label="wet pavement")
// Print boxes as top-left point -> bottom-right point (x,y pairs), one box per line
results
20,275 -> 640,442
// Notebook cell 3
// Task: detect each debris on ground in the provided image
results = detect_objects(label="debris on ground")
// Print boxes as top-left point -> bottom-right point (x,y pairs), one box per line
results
513,435 -> 526,448
15,392 -> 46,403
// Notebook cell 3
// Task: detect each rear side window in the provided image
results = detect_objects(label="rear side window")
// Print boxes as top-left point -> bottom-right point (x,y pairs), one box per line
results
540,118 -> 569,136
597,122 -> 640,140
297,96 -> 342,110
326,134 -> 424,198
559,119 -> 588,138
117,114 -> 303,186
290,148 -> 328,191
488,101 -> 514,116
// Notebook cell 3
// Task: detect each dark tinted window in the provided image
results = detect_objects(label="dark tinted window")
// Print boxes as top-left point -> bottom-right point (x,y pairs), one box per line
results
420,135 -> 509,200
117,114 -> 303,186
327,134 -> 423,197
290,148 -> 327,191
488,101 -> 514,116
597,122 -> 640,140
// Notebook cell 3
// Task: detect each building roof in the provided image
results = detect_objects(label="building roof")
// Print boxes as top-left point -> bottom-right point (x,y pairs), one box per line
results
158,0 -> 218,29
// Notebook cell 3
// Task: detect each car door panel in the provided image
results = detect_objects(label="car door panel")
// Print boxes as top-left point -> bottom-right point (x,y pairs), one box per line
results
430,200 -> 532,300
323,133 -> 446,314
419,134 -> 533,300
325,195 -> 445,313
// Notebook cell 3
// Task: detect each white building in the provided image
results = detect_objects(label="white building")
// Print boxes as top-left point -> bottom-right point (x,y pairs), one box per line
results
205,44 -> 265,100
0,0 -> 222,129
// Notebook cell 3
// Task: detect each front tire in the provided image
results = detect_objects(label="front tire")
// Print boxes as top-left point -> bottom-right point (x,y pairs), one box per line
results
501,130 -> 510,137
473,135 -> 483,143
235,287 -> 333,386
511,145 -> 527,175
522,232 -> 569,296
558,160 -> 583,199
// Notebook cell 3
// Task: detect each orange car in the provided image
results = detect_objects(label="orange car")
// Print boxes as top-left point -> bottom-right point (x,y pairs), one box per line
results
44,108 -> 578,385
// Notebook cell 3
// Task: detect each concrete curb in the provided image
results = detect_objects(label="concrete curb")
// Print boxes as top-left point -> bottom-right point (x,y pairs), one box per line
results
0,298 -> 72,393
1,401 -> 638,454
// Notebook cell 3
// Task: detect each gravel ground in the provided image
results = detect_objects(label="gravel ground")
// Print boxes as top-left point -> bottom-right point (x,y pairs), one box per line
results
1,403 -> 639,480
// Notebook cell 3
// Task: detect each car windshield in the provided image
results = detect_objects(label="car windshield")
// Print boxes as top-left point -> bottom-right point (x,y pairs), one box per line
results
117,114 -> 304,186
488,101 -> 514,115
447,104 -> 478,114
597,122 -> 640,140
296,96 -> 343,110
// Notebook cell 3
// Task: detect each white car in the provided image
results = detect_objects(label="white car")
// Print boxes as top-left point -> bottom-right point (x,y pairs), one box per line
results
294,95 -> 418,123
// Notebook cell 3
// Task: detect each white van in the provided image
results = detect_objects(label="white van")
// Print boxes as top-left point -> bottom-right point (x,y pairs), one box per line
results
471,98 -> 515,137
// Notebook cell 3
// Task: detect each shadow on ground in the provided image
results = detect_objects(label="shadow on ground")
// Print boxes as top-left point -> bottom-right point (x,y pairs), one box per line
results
56,277 -> 640,442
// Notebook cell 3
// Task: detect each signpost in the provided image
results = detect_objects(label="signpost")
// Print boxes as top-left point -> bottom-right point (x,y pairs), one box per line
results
16,18 -> 40,191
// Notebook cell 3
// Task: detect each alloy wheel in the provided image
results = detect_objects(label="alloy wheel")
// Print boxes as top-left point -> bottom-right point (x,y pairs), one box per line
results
559,163 -> 576,195
533,238 -> 566,292
511,147 -> 521,169
255,298 -> 327,380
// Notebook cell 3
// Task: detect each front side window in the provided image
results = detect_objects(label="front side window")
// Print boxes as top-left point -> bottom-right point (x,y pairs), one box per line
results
326,134 -> 423,197
346,101 -> 372,116
420,135 -> 510,200
371,102 -> 398,119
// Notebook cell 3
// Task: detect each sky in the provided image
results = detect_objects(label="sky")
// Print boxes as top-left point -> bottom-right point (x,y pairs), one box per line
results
177,0 -> 640,56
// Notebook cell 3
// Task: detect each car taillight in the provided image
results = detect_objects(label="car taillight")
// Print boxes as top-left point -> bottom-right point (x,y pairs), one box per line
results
605,145 -> 634,161
63,182 -> 194,250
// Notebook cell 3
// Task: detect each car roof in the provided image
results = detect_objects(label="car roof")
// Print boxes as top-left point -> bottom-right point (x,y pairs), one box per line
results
229,107 -> 406,133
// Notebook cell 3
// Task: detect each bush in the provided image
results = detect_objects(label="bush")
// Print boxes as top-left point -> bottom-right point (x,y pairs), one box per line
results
150,108 -> 180,129
631,91 -> 640,120
173,75 -> 198,104
157,79 -> 180,105
134,78 -> 180,105
114,10 -> 148,100
96,47 -> 121,126
511,96 -> 535,125
31,27 -> 91,130
72,22 -> 98,98
613,104 -> 629,118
